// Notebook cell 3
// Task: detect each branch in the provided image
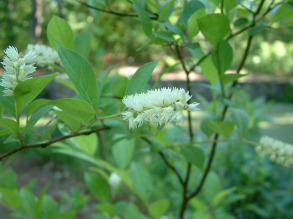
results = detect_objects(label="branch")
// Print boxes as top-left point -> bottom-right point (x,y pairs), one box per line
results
175,42 -> 194,219
186,0 -> 265,200
0,126 -> 111,161
78,0 -> 158,20
140,136 -> 184,186
159,152 -> 184,186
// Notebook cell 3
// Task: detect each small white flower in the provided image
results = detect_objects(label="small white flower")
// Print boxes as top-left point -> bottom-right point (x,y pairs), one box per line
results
1,46 -> 36,96
258,136 -> 293,167
26,44 -> 61,66
122,87 -> 200,128
109,172 -> 121,188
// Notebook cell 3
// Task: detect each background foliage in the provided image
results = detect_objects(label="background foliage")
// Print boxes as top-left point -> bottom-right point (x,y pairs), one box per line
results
0,0 -> 293,219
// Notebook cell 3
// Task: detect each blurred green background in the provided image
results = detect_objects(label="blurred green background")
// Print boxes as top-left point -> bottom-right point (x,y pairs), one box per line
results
0,0 -> 293,218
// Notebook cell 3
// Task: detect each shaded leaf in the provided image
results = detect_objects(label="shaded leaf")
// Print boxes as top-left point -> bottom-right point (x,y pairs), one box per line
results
181,146 -> 205,169
230,108 -> 249,135
74,30 -> 91,58
84,172 -> 111,203
112,137 -> 135,169
133,0 -> 153,38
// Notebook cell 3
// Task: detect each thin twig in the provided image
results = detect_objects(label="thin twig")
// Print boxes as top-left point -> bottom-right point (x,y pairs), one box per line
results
140,136 -> 184,186
159,152 -> 184,186
78,0 -> 158,20
0,126 -> 111,161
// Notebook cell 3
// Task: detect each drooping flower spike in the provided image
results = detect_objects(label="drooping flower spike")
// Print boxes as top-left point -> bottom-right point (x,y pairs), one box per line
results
0,46 -> 36,96
26,44 -> 61,66
257,136 -> 293,167
122,87 -> 199,129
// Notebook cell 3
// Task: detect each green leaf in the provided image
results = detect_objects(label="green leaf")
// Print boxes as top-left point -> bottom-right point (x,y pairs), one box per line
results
154,31 -> 174,41
74,30 -> 91,58
130,162 -> 152,203
55,78 -> 77,92
95,203 -> 114,215
203,172 -> 221,202
19,188 -> 37,217
14,74 -> 57,116
71,133 -> 98,156
220,73 -> 246,85
248,23 -> 266,36
35,183 -> 50,218
181,0 -> 205,26
0,118 -> 19,136
212,40 -> 233,75
230,108 -> 249,135
199,56 -> 218,84
39,195 -> 58,219
0,86 -> 15,117
198,14 -> 230,46
125,203 -> 149,219
158,22 -> 184,36
53,110 -> 81,130
207,120 -> 235,137
223,0 -> 236,15
190,197 -> 206,213
0,187 -> 19,210
200,118 -> 214,137
84,172 -> 111,203
58,46 -> 98,108
27,98 -> 95,124
187,43 -> 204,59
181,146 -> 205,169
133,0 -> 153,38
273,4 -> 293,22
234,17 -> 249,27
187,8 -> 206,38
112,137 -> 135,169
0,168 -> 18,189
25,105 -> 52,134
47,15 -> 74,49
212,187 -> 235,207
125,60 -> 159,95
51,98 -> 95,124
148,199 -> 169,219
158,1 -> 175,22
111,75 -> 129,98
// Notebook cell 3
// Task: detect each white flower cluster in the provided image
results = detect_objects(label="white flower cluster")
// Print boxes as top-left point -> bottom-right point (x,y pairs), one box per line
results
0,46 -> 36,96
257,136 -> 293,167
26,44 -> 61,66
109,172 -> 121,188
122,87 -> 199,129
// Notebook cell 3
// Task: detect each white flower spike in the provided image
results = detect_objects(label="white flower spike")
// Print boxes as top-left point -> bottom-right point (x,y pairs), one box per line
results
26,44 -> 61,66
122,87 -> 199,129
257,136 -> 293,167
1,46 -> 36,96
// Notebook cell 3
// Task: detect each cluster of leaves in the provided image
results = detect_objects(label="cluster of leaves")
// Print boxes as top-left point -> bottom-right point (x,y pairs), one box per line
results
0,0 -> 293,218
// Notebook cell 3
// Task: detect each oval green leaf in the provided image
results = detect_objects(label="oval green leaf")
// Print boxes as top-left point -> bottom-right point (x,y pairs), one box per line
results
58,46 -> 98,108
125,60 -> 159,95
47,15 -> 74,49
198,14 -> 230,46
